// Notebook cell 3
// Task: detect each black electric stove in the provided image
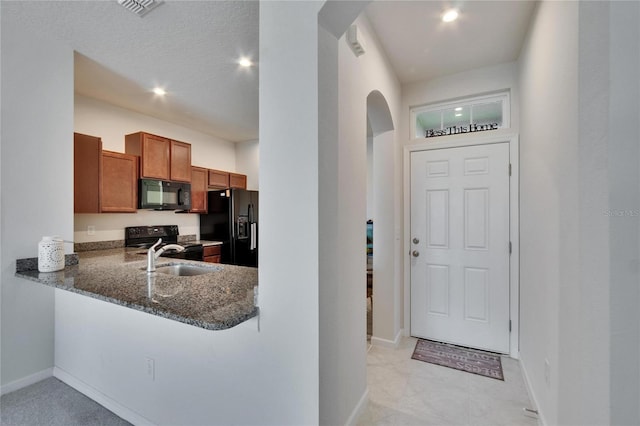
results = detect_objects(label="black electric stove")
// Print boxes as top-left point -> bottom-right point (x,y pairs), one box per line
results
125,225 -> 203,261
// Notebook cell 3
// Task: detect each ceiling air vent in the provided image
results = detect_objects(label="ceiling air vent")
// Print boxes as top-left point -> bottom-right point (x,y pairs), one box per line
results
117,0 -> 163,17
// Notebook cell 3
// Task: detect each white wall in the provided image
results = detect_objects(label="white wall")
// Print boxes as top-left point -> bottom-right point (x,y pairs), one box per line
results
74,95 -> 239,244
317,10 -> 402,424
0,18 -> 74,387
55,290 -> 269,425
516,1 -> 640,423
518,2 -> 579,423
259,1 -> 324,423
608,2 -> 640,424
235,139 -> 259,191
366,136 -> 373,219
75,95 -> 236,169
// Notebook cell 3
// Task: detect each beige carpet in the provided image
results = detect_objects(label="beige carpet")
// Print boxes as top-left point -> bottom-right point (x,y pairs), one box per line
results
1,377 -> 131,425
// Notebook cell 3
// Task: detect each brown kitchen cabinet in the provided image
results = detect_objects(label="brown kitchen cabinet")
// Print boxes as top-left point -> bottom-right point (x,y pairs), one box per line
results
125,132 -> 191,182
101,151 -> 138,213
229,172 -> 247,189
170,139 -> 192,182
190,166 -> 208,213
208,169 -> 230,189
203,245 -> 222,263
74,133 -> 138,213
74,133 -> 102,213
125,132 -> 170,180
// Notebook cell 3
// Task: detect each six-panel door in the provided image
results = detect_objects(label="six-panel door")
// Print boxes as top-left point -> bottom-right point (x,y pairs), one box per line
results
410,143 -> 510,353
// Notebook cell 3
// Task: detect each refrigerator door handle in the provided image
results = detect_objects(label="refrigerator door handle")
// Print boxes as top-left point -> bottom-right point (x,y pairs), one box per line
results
250,223 -> 257,251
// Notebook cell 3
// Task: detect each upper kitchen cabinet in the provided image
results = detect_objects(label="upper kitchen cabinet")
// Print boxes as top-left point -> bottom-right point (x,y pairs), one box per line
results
125,132 -> 169,179
102,151 -> 138,213
125,132 -> 191,183
229,172 -> 247,189
190,166 -> 208,213
208,169 -> 247,189
170,139 -> 192,182
208,169 -> 230,189
74,133 -> 138,213
74,132 -> 102,213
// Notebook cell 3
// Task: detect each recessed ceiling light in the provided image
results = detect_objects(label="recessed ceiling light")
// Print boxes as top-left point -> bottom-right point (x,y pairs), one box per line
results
455,113 -> 462,117
238,57 -> 252,68
152,87 -> 166,96
455,107 -> 463,111
442,9 -> 459,23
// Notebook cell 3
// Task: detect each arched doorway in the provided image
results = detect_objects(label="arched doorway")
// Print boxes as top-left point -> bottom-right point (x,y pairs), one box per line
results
366,90 -> 396,345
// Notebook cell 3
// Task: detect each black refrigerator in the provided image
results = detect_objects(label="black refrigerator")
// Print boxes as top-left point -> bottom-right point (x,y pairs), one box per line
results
199,189 -> 258,267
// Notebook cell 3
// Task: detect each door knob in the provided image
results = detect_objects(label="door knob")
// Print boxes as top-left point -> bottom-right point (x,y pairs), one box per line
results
412,250 -> 420,257
413,238 -> 420,244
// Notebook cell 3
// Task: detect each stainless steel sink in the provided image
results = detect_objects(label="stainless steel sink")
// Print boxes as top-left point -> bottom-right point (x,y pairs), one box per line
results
154,263 -> 221,276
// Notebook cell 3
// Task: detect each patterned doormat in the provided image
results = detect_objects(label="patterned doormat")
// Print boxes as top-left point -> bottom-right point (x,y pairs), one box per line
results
411,339 -> 504,380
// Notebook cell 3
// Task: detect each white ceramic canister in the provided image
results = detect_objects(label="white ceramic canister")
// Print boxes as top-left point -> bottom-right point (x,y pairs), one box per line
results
38,236 -> 65,272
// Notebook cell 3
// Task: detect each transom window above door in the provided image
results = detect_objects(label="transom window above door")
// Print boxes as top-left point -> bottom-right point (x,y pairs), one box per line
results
411,92 -> 510,139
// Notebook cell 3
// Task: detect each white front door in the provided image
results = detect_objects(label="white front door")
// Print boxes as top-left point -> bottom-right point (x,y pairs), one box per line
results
410,143 -> 510,353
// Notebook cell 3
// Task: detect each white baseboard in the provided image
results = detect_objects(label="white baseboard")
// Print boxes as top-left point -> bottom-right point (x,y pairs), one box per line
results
0,367 -> 53,396
345,387 -> 369,426
371,329 -> 402,348
53,367 -> 155,426
519,358 -> 546,426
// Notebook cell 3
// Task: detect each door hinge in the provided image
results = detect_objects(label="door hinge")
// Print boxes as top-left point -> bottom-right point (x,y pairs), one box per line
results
509,241 -> 512,254
509,163 -> 512,176
509,320 -> 512,332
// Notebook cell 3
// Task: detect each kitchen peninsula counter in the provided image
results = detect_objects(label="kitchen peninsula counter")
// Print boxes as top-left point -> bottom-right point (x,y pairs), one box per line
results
15,248 -> 258,330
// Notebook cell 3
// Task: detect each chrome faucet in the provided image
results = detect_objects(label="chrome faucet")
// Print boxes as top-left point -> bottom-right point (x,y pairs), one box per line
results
147,238 -> 185,273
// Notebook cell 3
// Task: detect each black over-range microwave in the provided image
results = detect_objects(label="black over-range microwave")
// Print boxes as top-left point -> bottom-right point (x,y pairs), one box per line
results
139,179 -> 191,211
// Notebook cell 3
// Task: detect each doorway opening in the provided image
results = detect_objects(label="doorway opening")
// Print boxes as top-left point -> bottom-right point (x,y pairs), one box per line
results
366,90 -> 396,347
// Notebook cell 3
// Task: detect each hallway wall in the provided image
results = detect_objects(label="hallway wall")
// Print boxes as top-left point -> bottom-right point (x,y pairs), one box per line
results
318,11 -> 402,424
1,17 -> 73,389
519,1 -> 640,424
518,2 -> 580,423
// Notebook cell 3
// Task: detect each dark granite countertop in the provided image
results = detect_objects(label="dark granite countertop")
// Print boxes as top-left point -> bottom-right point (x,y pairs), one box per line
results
15,248 -> 258,330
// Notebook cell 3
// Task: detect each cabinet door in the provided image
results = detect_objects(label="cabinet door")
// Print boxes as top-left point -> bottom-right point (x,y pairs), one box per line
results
141,133 -> 170,180
229,173 -> 247,189
203,245 -> 222,263
208,169 -> 230,188
190,166 -> 208,213
102,151 -> 138,213
170,140 -> 192,182
74,133 -> 102,213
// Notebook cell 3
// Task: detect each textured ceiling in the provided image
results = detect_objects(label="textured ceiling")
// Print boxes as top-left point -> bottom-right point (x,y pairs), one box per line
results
3,0 -> 259,142
365,1 -> 537,83
3,1 -> 537,143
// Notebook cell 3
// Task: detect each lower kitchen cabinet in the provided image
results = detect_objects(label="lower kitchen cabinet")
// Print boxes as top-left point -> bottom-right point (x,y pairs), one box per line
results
203,245 -> 221,263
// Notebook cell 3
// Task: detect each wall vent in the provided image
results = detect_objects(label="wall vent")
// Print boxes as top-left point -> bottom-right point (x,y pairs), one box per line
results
347,25 -> 366,57
117,0 -> 163,17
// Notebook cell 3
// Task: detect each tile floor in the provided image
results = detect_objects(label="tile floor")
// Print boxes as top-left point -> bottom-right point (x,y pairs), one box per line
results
357,337 -> 539,426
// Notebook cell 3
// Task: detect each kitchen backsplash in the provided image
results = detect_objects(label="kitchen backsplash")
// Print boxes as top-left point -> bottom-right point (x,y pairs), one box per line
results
74,210 -> 199,244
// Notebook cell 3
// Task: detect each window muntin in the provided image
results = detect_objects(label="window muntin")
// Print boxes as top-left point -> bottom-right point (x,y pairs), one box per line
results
412,92 -> 509,139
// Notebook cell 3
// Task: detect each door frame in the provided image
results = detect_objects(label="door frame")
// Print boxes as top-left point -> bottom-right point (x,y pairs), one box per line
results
403,132 -> 520,358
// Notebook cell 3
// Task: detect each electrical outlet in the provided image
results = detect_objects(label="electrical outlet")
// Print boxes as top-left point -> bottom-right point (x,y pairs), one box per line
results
544,358 -> 550,386
146,357 -> 155,381
87,226 -> 96,236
